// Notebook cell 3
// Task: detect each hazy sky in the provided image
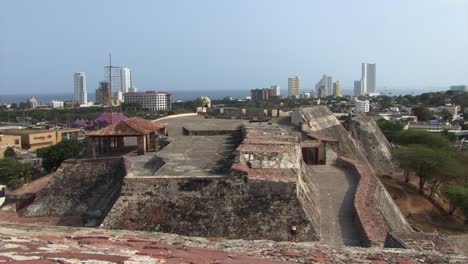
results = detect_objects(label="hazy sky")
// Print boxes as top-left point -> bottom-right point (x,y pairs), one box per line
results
1,0 -> 467,94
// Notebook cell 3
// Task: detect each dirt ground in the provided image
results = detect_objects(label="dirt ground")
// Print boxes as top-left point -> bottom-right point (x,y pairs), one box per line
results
379,175 -> 467,235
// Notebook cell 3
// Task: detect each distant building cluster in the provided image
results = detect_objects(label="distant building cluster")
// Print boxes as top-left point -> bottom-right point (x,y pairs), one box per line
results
70,55 -> 171,110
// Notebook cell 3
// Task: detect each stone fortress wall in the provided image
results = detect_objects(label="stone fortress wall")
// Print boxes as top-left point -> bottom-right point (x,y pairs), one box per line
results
23,157 -> 126,226
295,106 -> 413,247
101,122 -> 320,241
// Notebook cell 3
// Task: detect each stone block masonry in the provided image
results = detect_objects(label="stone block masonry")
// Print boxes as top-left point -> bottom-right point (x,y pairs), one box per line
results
101,175 -> 317,241
23,157 -> 126,226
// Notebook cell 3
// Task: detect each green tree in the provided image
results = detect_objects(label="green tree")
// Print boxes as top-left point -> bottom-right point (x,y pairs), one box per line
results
413,106 -> 432,121
440,108 -> 453,122
37,140 -> 81,172
0,158 -> 32,190
443,184 -> 468,216
396,130 -> 453,150
393,145 -> 447,194
376,118 -> 404,141
3,147 -> 16,158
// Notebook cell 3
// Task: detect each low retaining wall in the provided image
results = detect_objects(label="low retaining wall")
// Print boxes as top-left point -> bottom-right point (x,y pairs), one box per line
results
337,157 -> 412,247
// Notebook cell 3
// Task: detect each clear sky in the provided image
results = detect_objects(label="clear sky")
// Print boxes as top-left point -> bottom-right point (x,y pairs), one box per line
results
1,0 -> 467,94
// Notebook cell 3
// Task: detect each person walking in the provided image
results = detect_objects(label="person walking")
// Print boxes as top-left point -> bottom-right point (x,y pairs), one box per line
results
290,222 -> 298,242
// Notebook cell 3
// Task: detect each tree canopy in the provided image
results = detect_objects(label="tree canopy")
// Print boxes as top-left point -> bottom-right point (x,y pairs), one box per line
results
412,106 -> 432,121
0,158 -> 32,190
36,140 -> 81,172
376,118 -> 404,141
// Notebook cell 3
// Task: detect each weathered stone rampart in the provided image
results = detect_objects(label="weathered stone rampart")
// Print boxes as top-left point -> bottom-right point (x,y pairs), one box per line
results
349,116 -> 399,175
337,157 -> 412,247
296,160 -> 321,237
292,107 -> 374,172
23,157 -> 126,226
101,175 -> 317,241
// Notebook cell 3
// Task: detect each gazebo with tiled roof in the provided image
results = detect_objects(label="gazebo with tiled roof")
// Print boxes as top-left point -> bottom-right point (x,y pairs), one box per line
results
86,117 -> 167,157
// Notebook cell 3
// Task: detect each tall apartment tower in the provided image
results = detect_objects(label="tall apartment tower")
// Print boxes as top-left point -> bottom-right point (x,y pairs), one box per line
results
315,75 -> 333,97
354,80 -> 362,96
361,63 -> 376,94
288,76 -> 300,99
333,81 -> 342,97
73,72 -> 87,105
120,68 -> 132,93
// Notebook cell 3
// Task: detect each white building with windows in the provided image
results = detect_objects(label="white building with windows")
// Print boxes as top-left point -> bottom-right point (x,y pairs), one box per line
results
123,91 -> 172,111
288,76 -> 300,99
50,100 -> 64,108
120,68 -> 132,93
73,72 -> 87,105
355,99 -> 370,114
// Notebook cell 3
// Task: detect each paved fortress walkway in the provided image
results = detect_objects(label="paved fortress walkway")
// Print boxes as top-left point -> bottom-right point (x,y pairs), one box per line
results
305,165 -> 361,246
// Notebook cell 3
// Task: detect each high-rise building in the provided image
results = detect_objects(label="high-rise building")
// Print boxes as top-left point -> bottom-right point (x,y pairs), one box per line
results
288,76 -> 300,99
95,81 -> 111,106
120,68 -> 132,93
74,72 -> 87,105
354,80 -> 362,96
315,75 -> 333,97
333,81 -> 342,97
361,63 -> 376,94
317,86 -> 326,98
250,88 -> 271,101
270,85 -> 280,97
104,65 -> 122,95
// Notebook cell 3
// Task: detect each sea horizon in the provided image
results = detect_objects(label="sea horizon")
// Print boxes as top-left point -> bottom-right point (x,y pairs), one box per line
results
0,86 -> 451,104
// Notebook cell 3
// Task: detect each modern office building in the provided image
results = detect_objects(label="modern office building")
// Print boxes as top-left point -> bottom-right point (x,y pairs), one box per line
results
120,68 -> 132,93
361,63 -> 376,94
104,65 -> 122,95
124,91 -> 172,111
270,85 -> 280,97
288,76 -> 300,99
315,75 -> 333,97
333,81 -> 342,97
354,80 -> 362,96
355,99 -> 370,114
73,72 -> 87,105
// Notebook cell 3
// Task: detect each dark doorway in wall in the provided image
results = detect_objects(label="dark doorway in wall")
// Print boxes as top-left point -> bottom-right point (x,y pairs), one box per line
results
302,147 -> 319,165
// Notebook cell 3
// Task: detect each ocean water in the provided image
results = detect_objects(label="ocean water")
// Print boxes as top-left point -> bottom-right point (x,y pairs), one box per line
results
0,87 -> 448,104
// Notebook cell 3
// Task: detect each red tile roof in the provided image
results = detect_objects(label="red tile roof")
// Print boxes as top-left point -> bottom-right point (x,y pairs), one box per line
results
87,117 -> 166,137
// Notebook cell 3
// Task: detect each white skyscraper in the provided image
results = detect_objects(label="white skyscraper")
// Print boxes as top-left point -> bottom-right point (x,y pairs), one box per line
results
315,75 -> 333,97
361,63 -> 376,94
74,72 -> 87,105
288,76 -> 300,99
120,68 -> 132,93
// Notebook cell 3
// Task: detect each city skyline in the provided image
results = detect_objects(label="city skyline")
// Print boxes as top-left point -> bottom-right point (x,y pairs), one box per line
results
1,0 -> 467,94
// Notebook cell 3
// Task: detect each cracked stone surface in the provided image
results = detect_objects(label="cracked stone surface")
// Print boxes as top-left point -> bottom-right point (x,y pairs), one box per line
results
0,222 -> 466,264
